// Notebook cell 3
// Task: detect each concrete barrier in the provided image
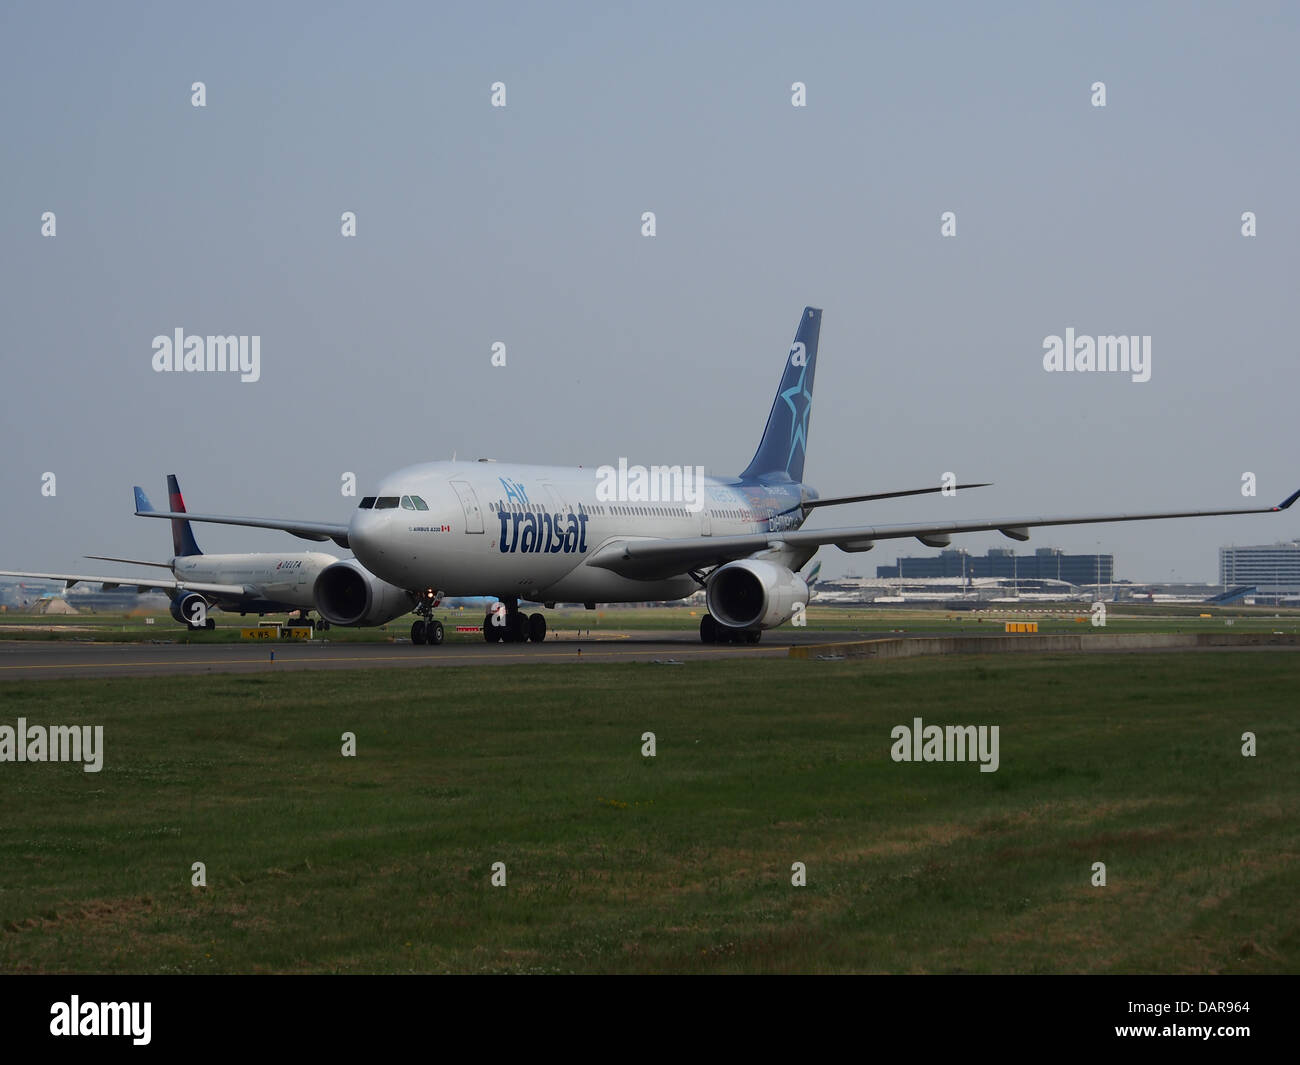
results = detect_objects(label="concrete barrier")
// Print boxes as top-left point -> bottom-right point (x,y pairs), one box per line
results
788,631 -> 1300,660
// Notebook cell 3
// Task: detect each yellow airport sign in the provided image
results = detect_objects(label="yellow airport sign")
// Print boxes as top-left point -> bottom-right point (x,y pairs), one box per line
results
239,625 -> 312,640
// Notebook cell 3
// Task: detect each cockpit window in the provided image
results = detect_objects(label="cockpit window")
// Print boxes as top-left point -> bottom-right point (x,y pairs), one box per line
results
359,497 -> 376,509
401,496 -> 415,510
411,495 -> 429,511
375,496 -> 400,509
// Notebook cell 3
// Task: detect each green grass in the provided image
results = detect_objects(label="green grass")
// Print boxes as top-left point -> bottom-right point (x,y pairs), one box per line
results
0,653 -> 1296,973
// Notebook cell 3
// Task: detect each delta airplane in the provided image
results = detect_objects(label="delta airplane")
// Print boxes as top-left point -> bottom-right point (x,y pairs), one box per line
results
135,308 -> 1299,646
1,476 -> 414,632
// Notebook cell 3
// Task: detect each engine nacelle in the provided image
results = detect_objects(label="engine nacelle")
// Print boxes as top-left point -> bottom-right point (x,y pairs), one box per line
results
314,560 -> 414,627
170,591 -> 208,627
706,559 -> 809,630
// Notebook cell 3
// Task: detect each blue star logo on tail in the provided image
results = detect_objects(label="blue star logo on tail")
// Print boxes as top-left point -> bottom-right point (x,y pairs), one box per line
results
780,362 -> 813,472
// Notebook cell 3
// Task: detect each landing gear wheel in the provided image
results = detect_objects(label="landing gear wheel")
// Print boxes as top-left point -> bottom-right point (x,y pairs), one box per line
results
506,612 -> 527,643
427,620 -> 444,645
484,611 -> 503,642
745,630 -> 761,644
527,613 -> 547,643
411,620 -> 427,645
700,614 -> 718,644
205,618 -> 216,630
319,620 -> 330,631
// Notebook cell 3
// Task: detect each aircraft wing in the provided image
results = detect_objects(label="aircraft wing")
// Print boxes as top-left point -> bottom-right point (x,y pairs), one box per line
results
135,509 -> 351,550
584,489 -> 1300,581
0,570 -> 247,596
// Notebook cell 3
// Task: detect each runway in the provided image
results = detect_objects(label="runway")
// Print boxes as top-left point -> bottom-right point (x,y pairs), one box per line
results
0,632 -> 805,680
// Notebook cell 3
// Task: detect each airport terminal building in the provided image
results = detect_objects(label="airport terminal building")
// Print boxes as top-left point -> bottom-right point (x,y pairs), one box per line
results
1219,541 -> 1300,598
876,547 -> 1114,586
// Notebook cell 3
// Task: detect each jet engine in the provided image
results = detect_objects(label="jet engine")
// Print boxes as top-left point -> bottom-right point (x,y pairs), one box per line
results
170,591 -> 210,629
314,560 -> 414,627
706,559 -> 810,630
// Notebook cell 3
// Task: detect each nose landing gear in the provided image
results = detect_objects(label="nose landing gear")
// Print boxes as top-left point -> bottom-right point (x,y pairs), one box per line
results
410,591 -> 445,646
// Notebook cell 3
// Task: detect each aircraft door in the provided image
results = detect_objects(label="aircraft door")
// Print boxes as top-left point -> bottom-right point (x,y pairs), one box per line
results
450,480 -> 485,533
541,482 -> 568,513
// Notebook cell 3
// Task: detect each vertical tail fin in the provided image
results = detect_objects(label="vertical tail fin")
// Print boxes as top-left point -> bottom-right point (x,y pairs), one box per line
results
739,307 -> 821,484
163,474 -> 203,557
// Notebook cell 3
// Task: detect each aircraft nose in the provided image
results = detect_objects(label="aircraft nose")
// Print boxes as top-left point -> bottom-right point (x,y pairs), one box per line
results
348,511 -> 387,567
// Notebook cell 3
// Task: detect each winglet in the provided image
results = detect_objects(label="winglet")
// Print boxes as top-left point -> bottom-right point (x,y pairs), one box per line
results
1272,488 -> 1300,511
134,486 -> 154,513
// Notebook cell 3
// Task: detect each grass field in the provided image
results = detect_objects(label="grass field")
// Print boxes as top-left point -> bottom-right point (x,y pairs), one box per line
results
1,652 -> 1296,973
2,602 -> 1299,643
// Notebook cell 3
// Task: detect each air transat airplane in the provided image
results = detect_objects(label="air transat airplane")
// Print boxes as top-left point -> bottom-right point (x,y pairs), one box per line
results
1,476 -> 412,632
136,308 -> 1299,646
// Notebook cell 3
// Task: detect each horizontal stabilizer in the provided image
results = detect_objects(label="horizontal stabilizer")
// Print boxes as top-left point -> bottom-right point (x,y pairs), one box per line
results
136,509 -> 351,550
85,555 -> 173,569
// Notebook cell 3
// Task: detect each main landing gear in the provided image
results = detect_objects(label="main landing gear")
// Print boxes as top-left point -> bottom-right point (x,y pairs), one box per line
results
483,598 -> 547,643
410,599 -> 445,646
699,613 -> 761,645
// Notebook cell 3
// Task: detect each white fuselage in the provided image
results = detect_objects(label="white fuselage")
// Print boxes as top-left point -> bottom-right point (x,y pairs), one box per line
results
347,460 -> 805,603
173,551 -> 339,608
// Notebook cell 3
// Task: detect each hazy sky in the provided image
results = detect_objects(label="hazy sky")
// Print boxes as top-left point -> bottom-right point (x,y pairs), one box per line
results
2,1 -> 1297,582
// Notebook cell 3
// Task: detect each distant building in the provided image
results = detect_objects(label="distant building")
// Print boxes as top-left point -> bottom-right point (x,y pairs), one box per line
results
0,579 -> 168,613
877,547 -> 1113,585
816,575 -> 1085,604
0,579 -> 60,609
1219,541 -> 1300,597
